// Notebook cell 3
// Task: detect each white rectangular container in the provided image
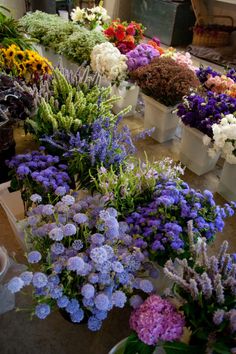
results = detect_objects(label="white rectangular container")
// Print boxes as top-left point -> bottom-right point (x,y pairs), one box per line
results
111,82 -> 139,116
218,161 -> 236,202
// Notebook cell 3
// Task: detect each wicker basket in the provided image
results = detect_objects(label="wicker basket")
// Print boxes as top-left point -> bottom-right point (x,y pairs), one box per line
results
192,27 -> 231,47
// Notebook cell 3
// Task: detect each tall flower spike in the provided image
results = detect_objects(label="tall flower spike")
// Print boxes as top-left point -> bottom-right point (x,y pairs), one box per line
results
218,240 -> 229,267
200,272 -> 213,299
189,278 -> 199,299
214,274 -> 225,304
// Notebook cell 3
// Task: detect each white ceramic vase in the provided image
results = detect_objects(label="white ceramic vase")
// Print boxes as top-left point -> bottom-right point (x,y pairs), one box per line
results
109,338 -> 165,354
218,161 -> 236,202
142,94 -> 179,143
111,82 -> 140,116
179,125 -> 220,176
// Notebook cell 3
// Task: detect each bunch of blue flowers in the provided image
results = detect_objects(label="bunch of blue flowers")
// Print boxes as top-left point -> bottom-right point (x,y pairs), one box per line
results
126,180 -> 235,266
6,147 -> 71,211
7,193 -> 153,330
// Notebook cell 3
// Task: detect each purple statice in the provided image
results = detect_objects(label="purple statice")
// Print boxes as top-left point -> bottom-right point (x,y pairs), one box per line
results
127,180 -> 235,266
126,43 -> 160,72
57,295 -> 69,308
20,271 -> 33,286
73,213 -> 88,224
111,290 -> 127,308
130,295 -> 185,345
88,316 -> 102,331
63,223 -> 77,236
177,91 -> 236,137
67,256 -> 85,273
32,272 -> 48,288
51,243 -> 65,255
196,66 -> 219,84
30,194 -> 42,203
72,239 -> 83,251
94,293 -> 110,311
27,251 -> 42,264
49,227 -> 64,241
35,303 -> 51,319
8,277 -> 24,293
81,284 -> 95,299
71,309 -> 84,323
66,299 -> 80,314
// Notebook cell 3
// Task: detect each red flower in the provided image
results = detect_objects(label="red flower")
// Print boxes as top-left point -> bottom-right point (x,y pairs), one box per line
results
126,25 -> 136,36
115,25 -> 126,41
104,27 -> 115,38
117,40 -> 136,54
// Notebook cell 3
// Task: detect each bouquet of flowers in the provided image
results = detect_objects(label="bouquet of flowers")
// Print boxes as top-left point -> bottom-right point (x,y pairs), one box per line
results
6,148 -> 71,211
0,45 -> 52,84
7,194 -> 154,331
177,91 -> 236,137
130,57 -> 199,106
123,295 -> 185,353
94,157 -> 184,216
71,2 -> 110,30
91,42 -> 128,85
104,19 -> 145,54
164,224 -> 236,353
126,43 -> 160,72
126,179 -> 235,266
204,113 -> 236,164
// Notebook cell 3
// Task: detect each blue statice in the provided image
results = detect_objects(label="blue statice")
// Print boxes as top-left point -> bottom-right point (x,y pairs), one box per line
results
35,304 -> 51,320
20,271 -> 33,286
9,194 -> 152,331
27,251 -> 42,264
127,180 -> 235,266
8,277 -> 24,293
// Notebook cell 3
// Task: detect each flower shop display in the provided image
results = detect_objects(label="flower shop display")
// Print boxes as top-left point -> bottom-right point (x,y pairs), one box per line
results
7,194 -> 154,330
94,157 -> 184,216
126,43 -> 160,73
104,19 -> 145,54
164,227 -> 236,353
205,114 -> 236,201
126,179 -> 235,267
130,57 -> 199,143
0,7 -> 33,50
20,11 -> 107,66
71,2 -> 110,30
0,45 -> 52,84
6,148 -> 71,212
177,91 -> 236,175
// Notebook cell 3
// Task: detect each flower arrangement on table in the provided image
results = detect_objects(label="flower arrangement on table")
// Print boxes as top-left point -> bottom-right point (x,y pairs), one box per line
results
71,1 -> 110,30
177,91 -> 236,137
0,44 -> 52,84
6,148 -> 71,212
7,194 -> 154,330
130,57 -> 199,106
104,19 -> 145,54
164,224 -> 236,353
94,157 -> 184,216
126,180 -> 235,266
204,113 -> 236,164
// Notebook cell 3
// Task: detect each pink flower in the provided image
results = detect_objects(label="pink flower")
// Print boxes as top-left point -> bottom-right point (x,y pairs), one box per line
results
129,295 -> 185,346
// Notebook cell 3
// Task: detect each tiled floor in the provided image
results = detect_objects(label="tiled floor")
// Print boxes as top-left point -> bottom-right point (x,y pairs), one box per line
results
0,54 -> 235,353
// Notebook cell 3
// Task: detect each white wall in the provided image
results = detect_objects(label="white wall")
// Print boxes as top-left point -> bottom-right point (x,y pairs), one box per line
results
0,0 -> 26,19
103,0 -> 131,20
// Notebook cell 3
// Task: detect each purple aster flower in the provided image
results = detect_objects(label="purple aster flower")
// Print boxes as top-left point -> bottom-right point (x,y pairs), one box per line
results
112,290 -> 127,308
66,299 -> 80,314
94,293 -> 110,311
57,296 -> 69,308
94,310 -> 108,321
8,277 -> 24,293
112,261 -> 124,273
139,279 -> 154,293
88,273 -> 99,284
71,308 -> 84,323
213,309 -> 225,325
35,303 -> 51,320
81,284 -> 95,299
50,285 -> 63,299
49,227 -> 64,241
130,295 -> 143,309
72,240 -> 83,251
20,271 -> 33,286
63,223 -> 77,236
73,213 -> 88,224
67,256 -> 85,272
51,242 -> 65,255
27,251 -> 42,264
32,272 -> 48,288
90,247 -> 108,265
55,186 -> 67,196
88,316 -> 102,331
61,195 -> 75,206
48,274 -> 60,285
91,233 -> 105,245
30,194 -> 42,203
42,204 -> 54,216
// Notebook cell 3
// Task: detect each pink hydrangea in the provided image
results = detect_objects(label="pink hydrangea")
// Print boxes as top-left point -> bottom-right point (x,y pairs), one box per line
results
129,295 -> 185,346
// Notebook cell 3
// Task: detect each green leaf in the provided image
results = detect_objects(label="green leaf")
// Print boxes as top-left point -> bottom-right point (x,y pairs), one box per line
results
163,342 -> 200,354
212,341 -> 232,354
124,333 -> 155,354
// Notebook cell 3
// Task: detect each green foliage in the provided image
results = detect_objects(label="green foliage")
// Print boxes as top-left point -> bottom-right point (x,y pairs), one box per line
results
0,7 -> 33,49
124,333 -> 155,354
20,11 -> 107,64
26,68 -> 119,139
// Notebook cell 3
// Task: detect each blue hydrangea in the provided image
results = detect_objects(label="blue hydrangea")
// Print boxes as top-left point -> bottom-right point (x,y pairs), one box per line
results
94,293 -> 110,311
49,227 -> 64,241
88,273 -> 99,284
67,256 -> 85,273
94,310 -> 108,321
61,195 -> 75,206
130,295 -> 143,309
35,303 -> 51,319
91,233 -> 105,245
27,251 -> 42,264
139,279 -> 153,293
57,295 -> 69,308
55,186 -> 67,196
50,285 -> 63,299
51,242 -> 65,255
71,308 -> 84,323
42,204 -> 54,216
90,247 -> 108,265
107,208 -> 118,218
103,245 -> 114,259
66,299 -> 80,314
32,272 -> 48,288
81,284 -> 95,299
112,290 -> 127,308
30,194 -> 42,203
88,316 -> 102,331
72,240 -> 83,251
82,297 -> 94,307
8,277 -> 24,293
63,223 -> 77,236
20,271 -> 33,286
73,213 -> 88,224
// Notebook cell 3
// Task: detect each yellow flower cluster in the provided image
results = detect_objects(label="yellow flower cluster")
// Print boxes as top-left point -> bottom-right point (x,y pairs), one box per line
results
0,44 -> 52,83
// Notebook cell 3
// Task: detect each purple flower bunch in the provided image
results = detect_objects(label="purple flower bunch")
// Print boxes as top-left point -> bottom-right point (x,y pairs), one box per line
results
42,116 -> 136,189
126,180 -> 235,266
129,295 -> 185,346
196,65 -> 236,85
6,147 -> 71,210
177,91 -> 236,137
126,43 -> 160,72
8,194 -> 154,330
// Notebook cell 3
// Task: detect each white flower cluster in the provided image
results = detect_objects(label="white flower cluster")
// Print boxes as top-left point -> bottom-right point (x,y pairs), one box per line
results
91,42 -> 128,84
204,114 -> 236,164
71,4 -> 110,27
